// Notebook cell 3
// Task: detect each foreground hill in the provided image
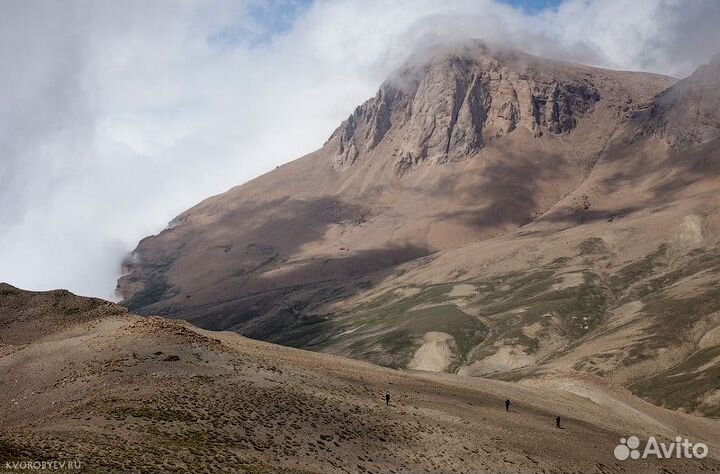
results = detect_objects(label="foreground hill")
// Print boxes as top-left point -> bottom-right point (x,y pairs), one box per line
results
1,284 -> 719,473
116,42 -> 720,416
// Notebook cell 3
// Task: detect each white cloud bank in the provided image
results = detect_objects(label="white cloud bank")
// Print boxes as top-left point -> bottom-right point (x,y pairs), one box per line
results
1,0 -> 719,298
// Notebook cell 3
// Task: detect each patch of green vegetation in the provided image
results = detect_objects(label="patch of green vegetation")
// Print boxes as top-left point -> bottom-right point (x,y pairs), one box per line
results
609,244 -> 668,298
472,270 -> 557,306
641,282 -> 720,348
354,284 -> 456,315
373,330 -> 416,368
547,256 -> 571,268
631,248 -> 720,300
328,284 -> 487,369
337,265 -> 613,371
606,248 -> 720,414
601,247 -> 720,351
628,345 -> 720,417
284,327 -> 336,348
475,270 -> 611,342
556,272 -> 611,338
404,305 -> 487,359
349,303 -> 487,369
578,237 -> 607,255
594,352 -> 616,360
303,244 -> 720,409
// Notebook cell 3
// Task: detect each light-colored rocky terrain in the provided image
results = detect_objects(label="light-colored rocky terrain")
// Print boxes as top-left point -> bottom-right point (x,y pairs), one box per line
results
116,41 -> 720,418
1,284 -> 719,473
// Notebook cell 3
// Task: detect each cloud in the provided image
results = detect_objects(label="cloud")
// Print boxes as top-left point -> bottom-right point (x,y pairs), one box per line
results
0,0 -> 718,298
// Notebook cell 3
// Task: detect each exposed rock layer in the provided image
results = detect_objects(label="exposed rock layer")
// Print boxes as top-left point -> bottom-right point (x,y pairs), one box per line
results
328,48 -> 603,174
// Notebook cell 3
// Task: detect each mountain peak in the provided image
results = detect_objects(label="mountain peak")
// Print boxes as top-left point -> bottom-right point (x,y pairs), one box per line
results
328,45 -> 658,175
118,46 -> 677,382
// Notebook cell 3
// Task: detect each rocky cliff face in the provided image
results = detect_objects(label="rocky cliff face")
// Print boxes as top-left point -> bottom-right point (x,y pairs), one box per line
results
328,47 -> 602,175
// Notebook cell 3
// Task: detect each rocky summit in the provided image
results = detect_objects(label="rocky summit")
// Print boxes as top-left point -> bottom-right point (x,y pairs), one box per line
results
329,45 -> 602,172
117,40 -> 720,418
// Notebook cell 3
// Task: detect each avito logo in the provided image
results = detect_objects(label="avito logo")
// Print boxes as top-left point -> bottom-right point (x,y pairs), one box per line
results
614,436 -> 708,461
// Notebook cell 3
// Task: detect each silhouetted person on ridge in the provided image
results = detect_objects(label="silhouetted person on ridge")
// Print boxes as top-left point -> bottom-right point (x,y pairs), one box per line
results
385,392 -> 391,406
556,415 -> 561,429
504,399 -> 510,412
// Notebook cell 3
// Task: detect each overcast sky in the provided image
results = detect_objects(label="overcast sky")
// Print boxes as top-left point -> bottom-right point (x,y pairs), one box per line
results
1,0 -> 719,299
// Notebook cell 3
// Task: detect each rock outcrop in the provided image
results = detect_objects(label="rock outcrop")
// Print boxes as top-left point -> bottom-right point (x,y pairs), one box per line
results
328,45 -> 601,174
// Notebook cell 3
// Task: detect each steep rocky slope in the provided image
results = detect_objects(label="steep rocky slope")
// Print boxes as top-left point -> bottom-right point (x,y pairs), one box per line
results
2,284 -> 720,473
117,42 -> 720,416
117,43 -> 672,335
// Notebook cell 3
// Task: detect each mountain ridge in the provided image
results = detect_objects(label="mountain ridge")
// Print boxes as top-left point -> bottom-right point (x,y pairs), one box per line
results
116,43 -> 720,416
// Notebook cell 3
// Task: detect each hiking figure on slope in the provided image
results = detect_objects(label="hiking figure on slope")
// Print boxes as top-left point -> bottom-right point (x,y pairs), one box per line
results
385,392 -> 391,406
556,415 -> 561,429
504,399 -> 510,412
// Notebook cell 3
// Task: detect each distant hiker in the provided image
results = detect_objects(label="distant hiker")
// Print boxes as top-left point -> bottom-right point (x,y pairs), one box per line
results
556,415 -> 561,429
385,392 -> 391,406
504,399 -> 510,412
